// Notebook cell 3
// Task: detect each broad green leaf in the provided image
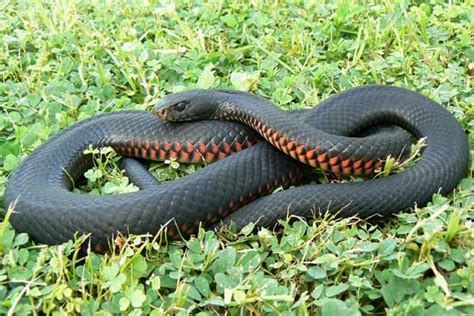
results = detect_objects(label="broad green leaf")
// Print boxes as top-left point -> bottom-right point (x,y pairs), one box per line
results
197,64 -> 215,89
3,154 -> 18,172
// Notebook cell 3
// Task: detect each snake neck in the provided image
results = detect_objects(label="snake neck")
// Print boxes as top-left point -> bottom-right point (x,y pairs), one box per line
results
213,92 -> 280,124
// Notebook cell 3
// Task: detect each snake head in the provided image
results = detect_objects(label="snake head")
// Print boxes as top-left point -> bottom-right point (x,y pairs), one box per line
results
154,90 -> 222,122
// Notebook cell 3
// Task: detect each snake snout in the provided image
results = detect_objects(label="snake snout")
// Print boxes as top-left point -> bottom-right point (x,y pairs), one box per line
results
154,107 -> 169,120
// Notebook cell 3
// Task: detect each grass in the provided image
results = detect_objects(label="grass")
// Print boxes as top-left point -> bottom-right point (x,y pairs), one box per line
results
0,0 -> 473,315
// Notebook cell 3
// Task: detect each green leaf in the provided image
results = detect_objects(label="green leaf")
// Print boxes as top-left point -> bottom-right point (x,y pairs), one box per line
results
314,254 -> 338,266
230,71 -> 259,91
8,111 -> 22,123
104,264 -> 119,280
221,14 -> 238,28
377,237 -> 397,257
3,154 -> 19,172
84,169 -> 101,182
380,276 -> 420,307
119,297 -> 130,311
13,233 -> 29,247
307,266 -> 326,280
211,247 -> 236,274
110,273 -> 126,293
438,258 -> 455,271
239,250 -> 260,273
233,289 -> 246,304
150,275 -> 161,290
194,275 -> 211,297
240,222 -> 255,236
326,284 -> 349,297
0,229 -> 15,252
320,298 -> 360,316
27,94 -> 41,107
80,300 -> 99,316
203,296 -> 225,307
184,284 -> 202,301
138,49 -> 149,63
311,284 -> 324,299
124,287 -> 147,308
187,237 -> 202,254
102,181 -> 119,194
214,273 -> 240,291
197,64 -> 215,89
130,254 -> 148,278
18,248 -> 30,265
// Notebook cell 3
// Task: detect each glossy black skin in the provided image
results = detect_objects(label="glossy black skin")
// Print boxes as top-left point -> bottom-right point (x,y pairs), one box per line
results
4,85 -> 469,249
155,85 -> 469,226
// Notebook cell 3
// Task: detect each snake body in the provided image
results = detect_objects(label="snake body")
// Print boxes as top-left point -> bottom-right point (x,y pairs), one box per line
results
4,85 -> 469,250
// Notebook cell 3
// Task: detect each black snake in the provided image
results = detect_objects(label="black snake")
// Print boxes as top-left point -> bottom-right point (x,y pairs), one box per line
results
4,85 -> 469,251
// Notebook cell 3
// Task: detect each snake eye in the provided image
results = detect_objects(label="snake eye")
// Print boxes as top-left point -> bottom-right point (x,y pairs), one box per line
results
174,102 -> 187,112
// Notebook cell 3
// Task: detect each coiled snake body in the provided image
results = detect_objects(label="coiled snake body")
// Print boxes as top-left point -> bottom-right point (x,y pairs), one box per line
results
4,85 -> 469,250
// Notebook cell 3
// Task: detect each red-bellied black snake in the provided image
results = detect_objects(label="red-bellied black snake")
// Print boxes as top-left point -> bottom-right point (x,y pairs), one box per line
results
4,85 -> 469,251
